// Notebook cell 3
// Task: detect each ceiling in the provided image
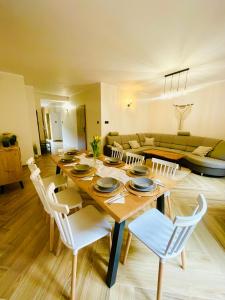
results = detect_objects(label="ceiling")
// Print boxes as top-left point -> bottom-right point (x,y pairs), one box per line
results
0,0 -> 225,98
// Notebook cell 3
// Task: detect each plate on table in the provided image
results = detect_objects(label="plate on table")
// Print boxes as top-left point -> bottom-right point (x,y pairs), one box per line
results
73,164 -> 91,172
130,178 -> 155,191
94,183 -> 119,193
106,157 -> 120,164
60,157 -> 73,163
131,165 -> 149,175
97,177 -> 118,189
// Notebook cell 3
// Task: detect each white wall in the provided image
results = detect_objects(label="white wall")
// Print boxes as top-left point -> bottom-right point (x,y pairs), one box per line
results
0,71 -> 34,164
25,85 -> 41,155
101,82 -> 151,139
70,83 -> 101,150
148,81 -> 225,139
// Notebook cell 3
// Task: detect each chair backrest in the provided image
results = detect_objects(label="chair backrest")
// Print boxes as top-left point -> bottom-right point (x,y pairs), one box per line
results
111,146 -> 123,161
125,152 -> 145,166
30,168 -> 51,214
27,157 -> 38,173
164,194 -> 207,257
152,158 -> 178,177
47,183 -> 74,250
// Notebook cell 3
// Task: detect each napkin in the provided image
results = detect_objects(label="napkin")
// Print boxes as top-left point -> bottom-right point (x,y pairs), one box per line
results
96,166 -> 130,184
106,195 -> 125,204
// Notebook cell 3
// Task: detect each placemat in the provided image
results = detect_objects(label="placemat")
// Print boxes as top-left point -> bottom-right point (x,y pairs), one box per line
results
125,181 -> 160,197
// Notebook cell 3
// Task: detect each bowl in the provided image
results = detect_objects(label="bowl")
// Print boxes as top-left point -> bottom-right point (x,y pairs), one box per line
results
132,165 -> 149,174
73,164 -> 90,172
131,177 -> 154,189
96,177 -> 118,189
108,157 -> 120,164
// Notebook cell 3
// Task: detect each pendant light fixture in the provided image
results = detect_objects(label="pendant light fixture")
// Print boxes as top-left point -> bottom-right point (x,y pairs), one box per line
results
163,68 -> 190,98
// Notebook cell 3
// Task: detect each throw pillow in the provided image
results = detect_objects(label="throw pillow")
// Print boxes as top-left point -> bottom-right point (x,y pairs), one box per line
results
143,137 -> 155,146
113,141 -> 123,149
192,146 -> 213,157
128,140 -> 140,149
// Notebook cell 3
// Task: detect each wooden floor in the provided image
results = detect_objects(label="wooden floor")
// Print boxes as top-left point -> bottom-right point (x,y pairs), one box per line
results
0,155 -> 225,300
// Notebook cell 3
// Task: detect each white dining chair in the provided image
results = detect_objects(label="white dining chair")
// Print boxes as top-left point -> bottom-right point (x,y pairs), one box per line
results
125,152 -> 145,166
47,182 -> 112,300
152,158 -> 179,218
30,168 -> 83,252
27,157 -> 67,190
111,146 -> 123,161
122,194 -> 207,300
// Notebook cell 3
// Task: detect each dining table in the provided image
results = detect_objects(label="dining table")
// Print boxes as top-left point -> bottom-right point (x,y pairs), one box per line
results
51,153 -> 179,288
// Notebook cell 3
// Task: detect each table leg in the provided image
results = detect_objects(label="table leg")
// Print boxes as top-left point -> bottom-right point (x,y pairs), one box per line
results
55,165 -> 61,193
56,165 -> 61,174
156,194 -> 165,214
106,221 -> 125,288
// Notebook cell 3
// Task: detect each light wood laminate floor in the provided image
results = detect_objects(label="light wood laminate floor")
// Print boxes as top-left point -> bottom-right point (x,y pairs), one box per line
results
0,155 -> 224,300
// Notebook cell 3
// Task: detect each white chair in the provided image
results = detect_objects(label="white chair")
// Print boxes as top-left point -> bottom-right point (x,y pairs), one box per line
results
47,182 -> 112,300
30,168 -> 82,252
27,157 -> 67,190
152,158 -> 179,218
111,146 -> 123,161
125,152 -> 145,166
123,194 -> 207,300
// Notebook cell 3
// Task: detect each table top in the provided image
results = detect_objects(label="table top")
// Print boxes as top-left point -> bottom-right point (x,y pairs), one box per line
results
51,154 -> 179,223
143,149 -> 184,160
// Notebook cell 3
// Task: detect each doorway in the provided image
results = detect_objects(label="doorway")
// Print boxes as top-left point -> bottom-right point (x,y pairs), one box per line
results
76,105 -> 87,150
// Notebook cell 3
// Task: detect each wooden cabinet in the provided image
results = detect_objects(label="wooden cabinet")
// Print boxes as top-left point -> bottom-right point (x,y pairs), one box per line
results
0,145 -> 23,189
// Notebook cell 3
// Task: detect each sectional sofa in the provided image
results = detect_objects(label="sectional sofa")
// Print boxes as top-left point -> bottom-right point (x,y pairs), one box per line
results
104,133 -> 225,177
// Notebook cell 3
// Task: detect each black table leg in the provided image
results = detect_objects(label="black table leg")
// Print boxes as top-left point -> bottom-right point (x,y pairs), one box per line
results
106,221 -> 125,288
56,165 -> 61,174
156,194 -> 165,214
0,185 -> 4,194
19,181 -> 24,189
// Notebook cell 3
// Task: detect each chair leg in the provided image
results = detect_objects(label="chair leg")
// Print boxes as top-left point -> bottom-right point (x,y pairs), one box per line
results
156,260 -> 164,300
167,197 -> 173,219
49,217 -> 54,252
181,250 -> 185,270
55,237 -> 63,256
122,232 -> 133,264
71,253 -> 78,300
108,232 -> 112,252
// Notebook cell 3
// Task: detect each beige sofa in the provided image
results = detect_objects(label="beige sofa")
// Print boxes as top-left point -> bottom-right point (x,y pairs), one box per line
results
104,133 -> 225,177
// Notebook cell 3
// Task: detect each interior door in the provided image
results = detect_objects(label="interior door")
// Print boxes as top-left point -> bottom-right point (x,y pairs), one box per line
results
50,112 -> 63,141
76,105 -> 87,150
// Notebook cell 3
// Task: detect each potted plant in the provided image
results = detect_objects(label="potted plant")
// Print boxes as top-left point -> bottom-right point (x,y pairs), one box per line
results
90,136 -> 101,161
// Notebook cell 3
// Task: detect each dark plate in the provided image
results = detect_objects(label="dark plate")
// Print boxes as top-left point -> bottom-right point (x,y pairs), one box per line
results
94,182 -> 119,193
129,181 -> 156,192
73,164 -> 91,172
60,158 -> 73,163
132,165 -> 149,174
96,177 -> 119,189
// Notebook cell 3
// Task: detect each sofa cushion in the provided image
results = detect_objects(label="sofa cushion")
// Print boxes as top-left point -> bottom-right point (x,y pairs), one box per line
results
142,137 -> 155,146
113,141 -> 123,149
184,154 -> 225,169
107,135 -> 122,145
192,146 -> 213,157
209,140 -> 225,160
123,143 -> 131,150
129,140 -> 140,149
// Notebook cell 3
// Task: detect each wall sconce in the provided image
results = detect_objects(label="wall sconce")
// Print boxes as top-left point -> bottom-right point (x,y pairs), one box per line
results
127,101 -> 133,108
64,102 -> 73,112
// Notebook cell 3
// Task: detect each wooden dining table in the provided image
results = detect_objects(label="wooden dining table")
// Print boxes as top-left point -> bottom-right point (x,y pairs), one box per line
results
51,154 -> 178,288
